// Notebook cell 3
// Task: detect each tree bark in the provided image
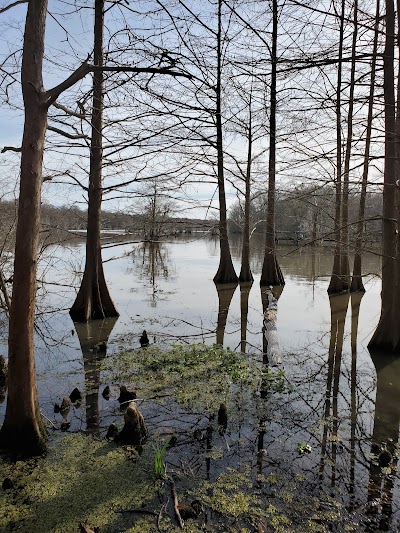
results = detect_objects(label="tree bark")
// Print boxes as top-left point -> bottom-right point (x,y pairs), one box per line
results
340,0 -> 358,291
213,0 -> 238,285
0,0 -> 48,456
351,0 -> 379,292
239,102 -> 254,283
70,0 -> 119,321
368,0 -> 399,350
328,0 -> 346,294
261,286 -> 283,366
260,0 -> 284,287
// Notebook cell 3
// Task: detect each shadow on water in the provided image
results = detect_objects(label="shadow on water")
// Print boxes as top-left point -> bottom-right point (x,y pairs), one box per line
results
73,317 -> 118,434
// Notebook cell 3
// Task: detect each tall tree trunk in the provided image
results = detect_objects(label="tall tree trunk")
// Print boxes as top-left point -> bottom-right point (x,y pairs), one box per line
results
213,0 -> 238,285
340,0 -> 358,291
260,0 -> 284,287
328,0 -> 346,294
368,0 -> 399,350
0,0 -> 48,456
70,0 -> 119,321
239,102 -> 254,283
351,0 -> 380,292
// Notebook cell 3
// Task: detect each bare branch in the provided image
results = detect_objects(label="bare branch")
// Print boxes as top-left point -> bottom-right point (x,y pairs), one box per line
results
1,145 -> 21,153
47,125 -> 89,140
53,101 -> 85,119
45,61 -> 192,107
0,0 -> 28,15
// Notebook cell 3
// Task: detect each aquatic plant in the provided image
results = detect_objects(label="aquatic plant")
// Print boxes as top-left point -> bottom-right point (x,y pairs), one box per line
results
153,436 -> 172,478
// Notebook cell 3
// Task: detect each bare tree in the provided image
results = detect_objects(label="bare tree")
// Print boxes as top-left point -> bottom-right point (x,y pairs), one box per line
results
69,0 -> 119,322
260,0 -> 284,287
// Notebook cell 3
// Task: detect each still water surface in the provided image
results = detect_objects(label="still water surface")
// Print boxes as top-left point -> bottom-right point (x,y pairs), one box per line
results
2,234 -> 399,531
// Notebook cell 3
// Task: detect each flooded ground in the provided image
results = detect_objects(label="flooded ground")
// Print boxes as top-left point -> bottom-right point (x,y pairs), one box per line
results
1,234 -> 398,532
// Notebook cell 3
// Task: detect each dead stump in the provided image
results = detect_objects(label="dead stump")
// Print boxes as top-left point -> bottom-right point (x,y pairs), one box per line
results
115,401 -> 147,446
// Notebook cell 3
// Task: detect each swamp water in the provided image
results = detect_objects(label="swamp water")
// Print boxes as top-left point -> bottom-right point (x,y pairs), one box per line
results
0,234 -> 397,532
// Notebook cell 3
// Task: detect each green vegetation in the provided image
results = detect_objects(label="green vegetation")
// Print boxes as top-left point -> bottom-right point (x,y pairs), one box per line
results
0,344 -> 359,532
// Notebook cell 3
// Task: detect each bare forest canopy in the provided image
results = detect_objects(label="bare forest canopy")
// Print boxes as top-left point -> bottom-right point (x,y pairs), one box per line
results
2,0 -> 400,460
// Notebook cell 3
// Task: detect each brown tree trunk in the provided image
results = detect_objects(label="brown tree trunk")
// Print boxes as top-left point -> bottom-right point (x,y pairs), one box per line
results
351,0 -> 379,292
213,0 -> 238,285
0,0 -> 48,456
328,0 -> 346,294
369,0 -> 399,350
341,0 -> 358,291
260,0 -> 284,287
239,103 -> 254,283
70,0 -> 119,321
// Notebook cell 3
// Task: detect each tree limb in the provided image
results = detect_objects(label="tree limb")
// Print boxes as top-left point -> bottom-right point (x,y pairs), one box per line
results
0,0 -> 28,15
47,125 -> 88,140
45,62 -> 192,107
1,146 -> 21,153
53,101 -> 85,119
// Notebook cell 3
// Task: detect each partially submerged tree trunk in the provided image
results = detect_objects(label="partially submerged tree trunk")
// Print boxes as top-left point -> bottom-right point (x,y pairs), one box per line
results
213,0 -> 238,285
261,285 -> 283,366
368,0 -> 399,351
239,102 -> 254,283
70,0 -> 119,322
0,0 -> 48,456
340,0 -> 358,292
328,0 -> 346,294
351,0 -> 379,292
260,0 -> 284,287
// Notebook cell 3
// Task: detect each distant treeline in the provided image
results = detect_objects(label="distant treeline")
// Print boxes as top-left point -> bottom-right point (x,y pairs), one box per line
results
0,187 -> 383,249
229,186 -> 383,242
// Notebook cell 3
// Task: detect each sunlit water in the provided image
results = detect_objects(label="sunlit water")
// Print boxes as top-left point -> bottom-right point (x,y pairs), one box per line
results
2,234 -> 399,531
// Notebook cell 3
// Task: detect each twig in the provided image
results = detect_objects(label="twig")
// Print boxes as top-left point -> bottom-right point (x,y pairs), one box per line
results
157,501 -> 168,533
40,411 -> 57,429
170,479 -> 184,528
116,508 -> 157,516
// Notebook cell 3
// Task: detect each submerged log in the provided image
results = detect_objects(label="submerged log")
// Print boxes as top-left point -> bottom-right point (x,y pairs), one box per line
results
262,288 -> 282,366
115,401 -> 147,445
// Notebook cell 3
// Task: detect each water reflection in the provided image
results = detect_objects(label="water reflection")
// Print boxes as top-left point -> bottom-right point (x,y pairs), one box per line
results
319,293 -> 350,487
239,282 -> 252,353
74,317 -> 118,433
366,350 -> 400,531
131,242 -> 173,307
215,283 -> 237,346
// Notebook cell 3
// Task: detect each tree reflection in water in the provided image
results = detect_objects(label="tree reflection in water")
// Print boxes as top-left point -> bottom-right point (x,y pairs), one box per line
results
239,282 -> 252,354
74,317 -> 118,434
366,350 -> 400,532
319,293 -> 350,487
132,242 -> 172,307
215,283 -> 237,346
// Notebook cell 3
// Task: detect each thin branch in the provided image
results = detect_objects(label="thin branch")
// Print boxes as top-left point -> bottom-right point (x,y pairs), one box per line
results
45,62 -> 192,107
47,125 -> 88,140
53,101 -> 85,119
1,146 -> 21,153
0,0 -> 28,15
